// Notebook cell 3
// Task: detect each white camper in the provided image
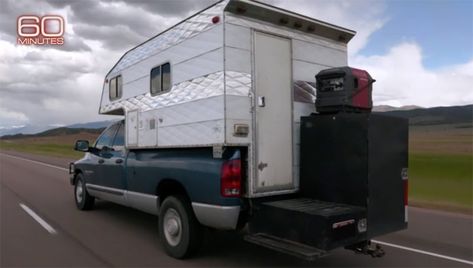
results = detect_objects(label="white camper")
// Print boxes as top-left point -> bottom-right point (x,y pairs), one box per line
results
99,0 -> 355,197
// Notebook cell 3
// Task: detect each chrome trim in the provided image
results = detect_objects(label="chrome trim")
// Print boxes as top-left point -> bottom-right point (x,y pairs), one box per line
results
127,191 -> 159,215
191,202 -> 240,230
87,184 -> 124,196
86,184 -> 127,206
85,183 -> 159,215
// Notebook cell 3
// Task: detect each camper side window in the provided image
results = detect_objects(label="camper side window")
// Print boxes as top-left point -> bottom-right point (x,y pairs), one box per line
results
150,63 -> 171,95
109,75 -> 122,101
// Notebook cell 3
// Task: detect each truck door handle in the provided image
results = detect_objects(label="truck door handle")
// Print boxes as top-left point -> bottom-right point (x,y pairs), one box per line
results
98,159 -> 104,164
115,159 -> 123,164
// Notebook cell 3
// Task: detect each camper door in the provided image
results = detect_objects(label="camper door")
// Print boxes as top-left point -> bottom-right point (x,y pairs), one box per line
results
253,31 -> 294,193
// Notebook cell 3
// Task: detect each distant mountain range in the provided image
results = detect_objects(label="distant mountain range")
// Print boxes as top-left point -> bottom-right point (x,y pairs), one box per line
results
379,104 -> 472,126
0,120 -> 117,137
372,105 -> 423,112
0,127 -> 105,140
0,105 -> 471,138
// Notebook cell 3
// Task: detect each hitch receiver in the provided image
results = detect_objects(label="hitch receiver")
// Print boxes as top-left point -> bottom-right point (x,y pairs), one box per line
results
346,240 -> 385,258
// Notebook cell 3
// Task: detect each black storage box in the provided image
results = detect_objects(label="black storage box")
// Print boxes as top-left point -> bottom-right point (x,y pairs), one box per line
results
248,198 -> 367,250
299,113 -> 408,238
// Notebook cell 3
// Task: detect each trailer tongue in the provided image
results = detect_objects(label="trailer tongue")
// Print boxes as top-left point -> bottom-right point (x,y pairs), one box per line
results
245,67 -> 408,260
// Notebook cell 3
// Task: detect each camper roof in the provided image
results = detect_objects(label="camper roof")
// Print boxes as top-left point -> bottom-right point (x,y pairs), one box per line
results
106,0 -> 355,77
225,0 -> 355,43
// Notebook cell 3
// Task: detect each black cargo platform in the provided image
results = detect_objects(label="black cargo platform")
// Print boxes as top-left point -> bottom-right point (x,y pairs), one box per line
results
248,198 -> 367,252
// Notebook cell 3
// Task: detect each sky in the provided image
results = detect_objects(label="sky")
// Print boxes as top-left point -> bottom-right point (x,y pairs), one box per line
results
0,0 -> 472,128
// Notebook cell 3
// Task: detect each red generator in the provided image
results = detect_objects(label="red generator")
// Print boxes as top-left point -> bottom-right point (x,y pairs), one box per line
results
315,67 -> 375,113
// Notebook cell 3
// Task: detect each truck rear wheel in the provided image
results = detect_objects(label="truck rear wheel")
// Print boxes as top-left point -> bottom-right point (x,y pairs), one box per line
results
159,195 -> 202,259
74,174 -> 95,210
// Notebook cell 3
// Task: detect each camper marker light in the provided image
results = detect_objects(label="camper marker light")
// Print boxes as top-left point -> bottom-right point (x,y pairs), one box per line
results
279,18 -> 289,25
236,6 -> 247,14
212,16 -> 220,24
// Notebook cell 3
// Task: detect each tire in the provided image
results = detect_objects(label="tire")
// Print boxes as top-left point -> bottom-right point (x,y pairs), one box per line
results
159,195 -> 203,259
74,174 -> 95,210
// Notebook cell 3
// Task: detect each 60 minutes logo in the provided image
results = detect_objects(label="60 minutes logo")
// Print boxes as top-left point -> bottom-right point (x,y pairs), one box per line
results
17,15 -> 65,45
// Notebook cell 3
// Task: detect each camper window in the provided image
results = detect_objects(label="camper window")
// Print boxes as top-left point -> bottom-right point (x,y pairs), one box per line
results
162,63 -> 171,92
150,66 -> 161,95
109,75 -> 122,101
150,62 -> 171,95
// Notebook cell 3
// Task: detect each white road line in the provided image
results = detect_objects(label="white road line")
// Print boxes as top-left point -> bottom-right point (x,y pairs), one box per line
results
0,153 -> 68,171
19,203 -> 57,235
373,240 -> 473,266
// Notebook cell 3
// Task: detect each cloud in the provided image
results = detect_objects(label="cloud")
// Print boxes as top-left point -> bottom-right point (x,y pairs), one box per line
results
60,0 -> 213,51
0,37 -> 122,127
103,0 -> 216,18
0,105 -> 29,125
351,42 -> 473,107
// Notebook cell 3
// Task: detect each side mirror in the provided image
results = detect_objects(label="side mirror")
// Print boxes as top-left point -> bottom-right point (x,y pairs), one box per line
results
74,140 -> 90,152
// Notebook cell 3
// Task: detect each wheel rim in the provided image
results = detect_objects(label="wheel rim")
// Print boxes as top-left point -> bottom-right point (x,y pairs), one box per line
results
75,180 -> 83,204
163,208 -> 182,247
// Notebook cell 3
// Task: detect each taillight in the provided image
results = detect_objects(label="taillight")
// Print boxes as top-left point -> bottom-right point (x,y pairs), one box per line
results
221,159 -> 241,197
402,168 -> 408,222
403,178 -> 408,206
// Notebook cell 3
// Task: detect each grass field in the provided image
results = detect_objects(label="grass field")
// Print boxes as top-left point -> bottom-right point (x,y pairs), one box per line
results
409,153 -> 472,210
409,124 -> 472,212
0,132 -> 96,159
0,124 -> 471,213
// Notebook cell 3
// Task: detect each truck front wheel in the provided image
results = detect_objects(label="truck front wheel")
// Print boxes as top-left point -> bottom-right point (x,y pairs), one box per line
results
74,174 -> 95,210
159,195 -> 202,258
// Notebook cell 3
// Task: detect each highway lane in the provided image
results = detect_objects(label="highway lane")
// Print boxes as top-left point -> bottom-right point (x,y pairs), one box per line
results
0,151 -> 472,267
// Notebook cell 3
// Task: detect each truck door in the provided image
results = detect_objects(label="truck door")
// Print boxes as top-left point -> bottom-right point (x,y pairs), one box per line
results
253,31 -> 294,193
89,124 -> 119,186
99,122 -> 127,190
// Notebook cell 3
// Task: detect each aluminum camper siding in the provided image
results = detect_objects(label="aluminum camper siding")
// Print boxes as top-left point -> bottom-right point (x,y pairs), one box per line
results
223,12 -> 348,196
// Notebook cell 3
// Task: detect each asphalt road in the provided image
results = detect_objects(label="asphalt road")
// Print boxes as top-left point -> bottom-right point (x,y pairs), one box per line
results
0,151 -> 472,267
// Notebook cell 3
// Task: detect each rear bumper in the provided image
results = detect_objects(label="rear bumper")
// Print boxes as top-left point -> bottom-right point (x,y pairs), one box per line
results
191,202 -> 240,230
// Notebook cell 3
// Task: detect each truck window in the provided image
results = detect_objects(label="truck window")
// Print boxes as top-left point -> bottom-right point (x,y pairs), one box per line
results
150,62 -> 171,95
109,75 -> 122,101
112,123 -> 125,149
95,124 -> 119,150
